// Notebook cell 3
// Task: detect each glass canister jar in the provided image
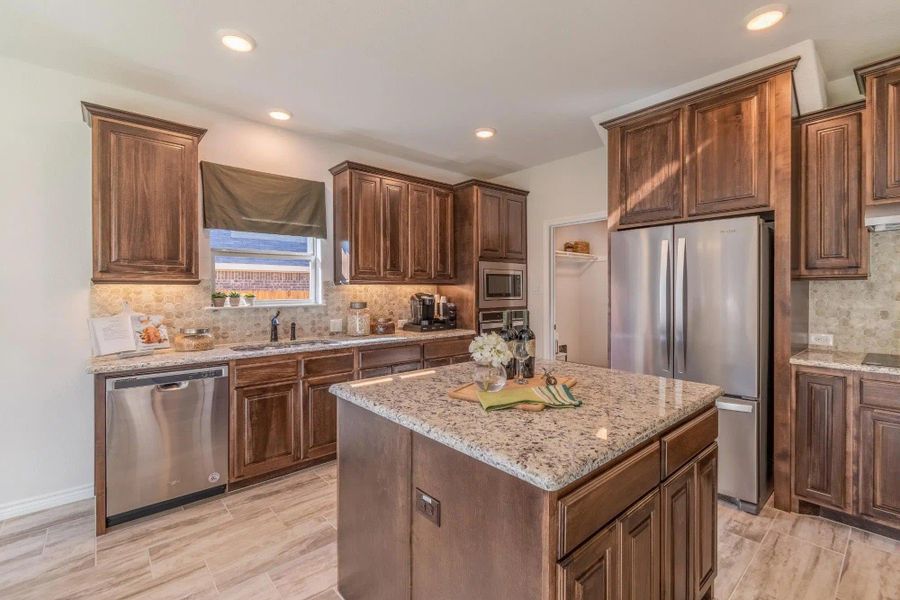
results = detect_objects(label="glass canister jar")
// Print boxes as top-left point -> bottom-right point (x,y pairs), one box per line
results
347,301 -> 370,336
174,328 -> 215,352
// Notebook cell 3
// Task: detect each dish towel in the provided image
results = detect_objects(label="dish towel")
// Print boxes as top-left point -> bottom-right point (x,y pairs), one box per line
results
476,384 -> 582,412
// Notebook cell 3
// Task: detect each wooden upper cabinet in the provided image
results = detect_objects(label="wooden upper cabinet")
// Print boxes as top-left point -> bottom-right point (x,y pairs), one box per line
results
82,103 -> 205,284
856,55 -> 900,204
380,178 -> 408,280
613,108 -> 684,226
794,103 -> 868,279
793,371 -> 848,510
477,187 -> 505,259
502,192 -> 527,261
330,162 -> 455,284
685,82 -> 770,216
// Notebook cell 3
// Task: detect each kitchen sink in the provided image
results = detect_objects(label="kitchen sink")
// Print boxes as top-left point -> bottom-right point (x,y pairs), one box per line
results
231,339 -> 342,352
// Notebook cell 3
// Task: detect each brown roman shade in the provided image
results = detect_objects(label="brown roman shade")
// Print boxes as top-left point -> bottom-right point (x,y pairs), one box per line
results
201,161 -> 327,238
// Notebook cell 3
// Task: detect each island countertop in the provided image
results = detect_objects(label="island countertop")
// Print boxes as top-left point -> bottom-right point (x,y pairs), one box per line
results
330,360 -> 722,491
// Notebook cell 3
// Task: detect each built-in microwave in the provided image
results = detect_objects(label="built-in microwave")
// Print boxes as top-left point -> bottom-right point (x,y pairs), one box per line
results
478,261 -> 527,308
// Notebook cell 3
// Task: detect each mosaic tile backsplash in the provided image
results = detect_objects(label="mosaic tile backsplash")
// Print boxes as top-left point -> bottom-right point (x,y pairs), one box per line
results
808,229 -> 900,354
91,281 -> 437,344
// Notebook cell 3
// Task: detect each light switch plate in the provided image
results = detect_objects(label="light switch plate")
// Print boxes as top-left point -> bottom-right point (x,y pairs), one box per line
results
809,333 -> 834,347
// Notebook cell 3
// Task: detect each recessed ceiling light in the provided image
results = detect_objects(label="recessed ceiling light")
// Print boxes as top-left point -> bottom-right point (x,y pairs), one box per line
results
219,30 -> 256,52
475,127 -> 496,139
268,110 -> 292,121
744,4 -> 787,31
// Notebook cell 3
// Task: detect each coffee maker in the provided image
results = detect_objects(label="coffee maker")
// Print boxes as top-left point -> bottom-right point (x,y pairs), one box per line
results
404,293 -> 456,332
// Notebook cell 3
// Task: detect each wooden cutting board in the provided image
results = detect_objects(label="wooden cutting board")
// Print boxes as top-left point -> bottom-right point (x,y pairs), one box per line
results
448,376 -> 577,411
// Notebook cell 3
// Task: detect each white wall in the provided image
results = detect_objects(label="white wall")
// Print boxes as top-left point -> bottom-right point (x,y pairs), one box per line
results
492,147 -> 608,358
0,55 -> 467,516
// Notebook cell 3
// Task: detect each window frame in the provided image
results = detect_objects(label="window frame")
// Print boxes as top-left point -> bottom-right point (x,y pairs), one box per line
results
210,230 -> 322,306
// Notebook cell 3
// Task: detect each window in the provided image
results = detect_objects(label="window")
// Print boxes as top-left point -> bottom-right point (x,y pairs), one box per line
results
210,230 -> 320,305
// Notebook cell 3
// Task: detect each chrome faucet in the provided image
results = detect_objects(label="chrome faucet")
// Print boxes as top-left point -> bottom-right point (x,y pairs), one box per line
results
270,311 -> 281,342
290,322 -> 297,341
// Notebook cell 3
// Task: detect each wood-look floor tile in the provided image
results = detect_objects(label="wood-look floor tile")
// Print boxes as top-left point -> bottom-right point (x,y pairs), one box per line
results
268,539 -> 337,600
269,481 -> 336,528
836,539 -> 900,600
0,499 -> 93,540
714,529 -> 758,600
224,470 -> 329,519
850,528 -> 900,555
717,500 -> 778,543
305,586 -> 342,600
731,530 -> 843,600
0,528 -> 46,567
770,510 -> 851,552
210,516 -> 336,593
216,572 -> 282,600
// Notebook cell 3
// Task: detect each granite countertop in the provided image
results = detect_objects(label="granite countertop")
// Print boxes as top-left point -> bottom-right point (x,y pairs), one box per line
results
790,349 -> 900,377
87,329 -> 477,375
329,360 -> 722,492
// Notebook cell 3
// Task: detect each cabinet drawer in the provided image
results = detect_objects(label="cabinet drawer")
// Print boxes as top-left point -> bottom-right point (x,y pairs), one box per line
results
860,376 -> 900,411
234,359 -> 299,387
424,357 -> 452,368
423,338 -> 472,360
359,366 -> 392,379
661,407 -> 718,478
392,361 -> 422,374
359,344 -> 421,369
558,442 -> 661,558
303,352 -> 355,378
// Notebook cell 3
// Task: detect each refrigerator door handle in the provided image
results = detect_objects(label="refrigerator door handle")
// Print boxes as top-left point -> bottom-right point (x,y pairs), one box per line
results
674,236 -> 686,375
658,239 -> 671,374
716,399 -> 755,413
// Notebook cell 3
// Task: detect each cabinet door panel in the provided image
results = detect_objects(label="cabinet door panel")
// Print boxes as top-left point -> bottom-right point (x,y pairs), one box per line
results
620,491 -> 660,600
558,523 -> 620,600
234,381 -> 299,479
300,372 -> 354,461
503,193 -> 527,260
432,188 -> 455,279
350,172 -> 382,279
801,112 -> 865,274
694,445 -> 717,598
871,70 -> 900,203
478,188 -> 505,259
686,82 -> 770,216
859,408 -> 900,526
408,184 -> 433,280
794,372 -> 847,509
661,463 -> 694,600
381,178 -> 408,280
615,108 -> 684,226
94,119 -> 199,282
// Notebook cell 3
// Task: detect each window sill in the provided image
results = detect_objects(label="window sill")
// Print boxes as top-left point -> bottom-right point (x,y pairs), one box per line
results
204,302 -> 325,311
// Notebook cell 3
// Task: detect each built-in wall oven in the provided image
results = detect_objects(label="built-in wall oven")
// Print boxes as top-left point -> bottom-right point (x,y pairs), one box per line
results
479,309 -> 526,335
479,261 -> 527,308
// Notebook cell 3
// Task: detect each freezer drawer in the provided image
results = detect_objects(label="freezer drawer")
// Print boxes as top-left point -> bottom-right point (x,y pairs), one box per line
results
106,367 -> 229,522
716,396 -> 758,504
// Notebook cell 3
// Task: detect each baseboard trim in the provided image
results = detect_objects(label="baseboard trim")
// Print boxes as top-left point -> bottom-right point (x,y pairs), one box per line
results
0,484 -> 94,522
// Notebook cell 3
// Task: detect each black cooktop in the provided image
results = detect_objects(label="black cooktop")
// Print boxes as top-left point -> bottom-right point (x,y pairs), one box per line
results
862,353 -> 900,368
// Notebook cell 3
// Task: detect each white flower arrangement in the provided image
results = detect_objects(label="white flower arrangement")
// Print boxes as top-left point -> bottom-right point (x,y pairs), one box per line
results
468,332 -> 513,368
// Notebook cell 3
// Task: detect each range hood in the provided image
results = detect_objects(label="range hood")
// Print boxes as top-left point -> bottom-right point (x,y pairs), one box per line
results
865,204 -> 900,232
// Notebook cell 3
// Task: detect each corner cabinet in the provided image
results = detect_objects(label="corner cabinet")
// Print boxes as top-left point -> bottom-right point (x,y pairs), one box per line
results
331,162 -> 455,284
81,103 -> 206,284
793,103 -> 868,279
856,55 -> 900,204
603,58 -> 797,230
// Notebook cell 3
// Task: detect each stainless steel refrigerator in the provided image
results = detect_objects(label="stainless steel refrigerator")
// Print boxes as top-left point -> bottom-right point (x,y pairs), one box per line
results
610,216 -> 772,513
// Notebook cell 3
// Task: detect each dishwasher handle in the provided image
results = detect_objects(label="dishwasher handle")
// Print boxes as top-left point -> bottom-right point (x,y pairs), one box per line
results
716,399 -> 755,413
156,382 -> 190,392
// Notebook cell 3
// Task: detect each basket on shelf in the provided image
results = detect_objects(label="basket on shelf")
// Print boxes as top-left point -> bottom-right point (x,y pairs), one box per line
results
563,240 -> 590,254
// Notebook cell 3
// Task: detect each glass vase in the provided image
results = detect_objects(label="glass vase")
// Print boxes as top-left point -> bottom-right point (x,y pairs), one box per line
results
473,362 -> 507,392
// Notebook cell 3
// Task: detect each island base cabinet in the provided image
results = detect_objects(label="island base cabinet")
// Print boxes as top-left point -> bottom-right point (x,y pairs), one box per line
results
558,522 -> 621,600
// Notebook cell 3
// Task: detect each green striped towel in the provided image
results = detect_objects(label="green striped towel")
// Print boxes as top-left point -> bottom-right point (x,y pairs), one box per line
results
476,384 -> 582,412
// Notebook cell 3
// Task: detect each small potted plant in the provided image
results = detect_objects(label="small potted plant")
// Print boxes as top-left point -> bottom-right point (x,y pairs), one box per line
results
468,332 -> 513,392
228,291 -> 241,307
243,293 -> 255,306
211,291 -> 227,308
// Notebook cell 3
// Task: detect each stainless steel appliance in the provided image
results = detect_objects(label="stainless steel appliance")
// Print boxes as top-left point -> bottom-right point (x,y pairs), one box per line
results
479,261 -> 527,308
404,293 -> 455,332
105,366 -> 229,526
610,216 -> 772,513
478,309 -> 526,335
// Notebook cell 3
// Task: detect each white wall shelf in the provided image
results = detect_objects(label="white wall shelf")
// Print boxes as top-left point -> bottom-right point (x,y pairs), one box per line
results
554,250 -> 606,262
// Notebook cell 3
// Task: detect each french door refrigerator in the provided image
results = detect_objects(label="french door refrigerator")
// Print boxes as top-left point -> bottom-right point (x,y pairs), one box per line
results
610,216 -> 772,513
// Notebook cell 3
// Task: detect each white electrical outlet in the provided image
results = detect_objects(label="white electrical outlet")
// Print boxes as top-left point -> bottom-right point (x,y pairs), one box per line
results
809,333 -> 834,347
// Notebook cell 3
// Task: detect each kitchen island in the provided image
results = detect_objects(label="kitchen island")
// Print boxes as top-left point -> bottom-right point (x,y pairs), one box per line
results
330,360 -> 722,600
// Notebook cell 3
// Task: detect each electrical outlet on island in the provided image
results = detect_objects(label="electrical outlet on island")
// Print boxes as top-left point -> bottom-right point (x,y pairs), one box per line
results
809,333 -> 834,347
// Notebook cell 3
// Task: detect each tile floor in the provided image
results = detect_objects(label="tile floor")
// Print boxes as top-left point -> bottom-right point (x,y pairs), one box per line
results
0,463 -> 897,599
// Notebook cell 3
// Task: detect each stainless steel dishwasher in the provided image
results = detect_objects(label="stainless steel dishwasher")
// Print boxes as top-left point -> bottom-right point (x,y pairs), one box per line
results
106,366 -> 229,526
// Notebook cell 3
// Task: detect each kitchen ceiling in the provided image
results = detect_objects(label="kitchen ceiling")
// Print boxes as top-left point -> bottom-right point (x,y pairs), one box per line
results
1,0 -> 897,178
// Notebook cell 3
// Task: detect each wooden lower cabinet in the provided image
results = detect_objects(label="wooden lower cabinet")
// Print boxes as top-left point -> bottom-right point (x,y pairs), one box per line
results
859,407 -> 900,526
300,371 -> 354,461
693,447 -> 717,598
793,371 -> 848,509
620,490 -> 661,600
558,522 -> 621,600
233,381 -> 300,479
